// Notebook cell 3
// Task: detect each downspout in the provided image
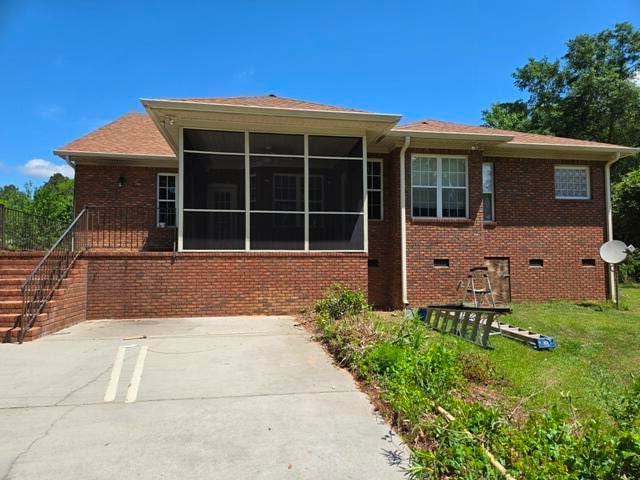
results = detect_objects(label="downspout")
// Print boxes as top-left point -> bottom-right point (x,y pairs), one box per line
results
400,135 -> 411,306
604,153 -> 621,302
65,155 -> 78,216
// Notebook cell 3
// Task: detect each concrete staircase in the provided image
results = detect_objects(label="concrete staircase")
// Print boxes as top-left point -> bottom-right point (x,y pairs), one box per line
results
0,253 -> 50,342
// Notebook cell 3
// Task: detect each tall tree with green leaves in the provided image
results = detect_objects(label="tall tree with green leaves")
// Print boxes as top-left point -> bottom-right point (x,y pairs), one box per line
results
32,173 -> 74,225
482,22 -> 640,279
0,183 -> 33,211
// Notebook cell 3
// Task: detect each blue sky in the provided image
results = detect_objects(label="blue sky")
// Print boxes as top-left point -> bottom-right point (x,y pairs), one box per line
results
0,0 -> 638,187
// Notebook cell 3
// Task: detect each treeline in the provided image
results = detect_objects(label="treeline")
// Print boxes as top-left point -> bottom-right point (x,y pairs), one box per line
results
483,22 -> 640,281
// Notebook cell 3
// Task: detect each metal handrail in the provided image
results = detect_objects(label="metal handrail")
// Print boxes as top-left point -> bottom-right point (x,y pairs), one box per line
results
0,203 -> 67,251
19,209 -> 88,343
84,205 -> 177,252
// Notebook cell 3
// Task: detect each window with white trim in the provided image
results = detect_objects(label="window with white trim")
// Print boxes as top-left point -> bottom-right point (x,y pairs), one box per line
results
157,173 -> 177,227
482,162 -> 494,221
554,166 -> 590,199
411,155 -> 468,218
367,159 -> 383,220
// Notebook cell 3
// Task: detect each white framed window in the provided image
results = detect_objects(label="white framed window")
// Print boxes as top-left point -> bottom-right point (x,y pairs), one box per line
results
482,163 -> 494,221
411,155 -> 468,219
157,173 -> 177,227
554,166 -> 590,200
367,159 -> 383,220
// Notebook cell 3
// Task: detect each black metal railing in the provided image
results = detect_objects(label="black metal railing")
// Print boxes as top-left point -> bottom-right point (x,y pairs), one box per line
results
84,206 -> 177,251
19,209 -> 89,343
0,204 -> 67,251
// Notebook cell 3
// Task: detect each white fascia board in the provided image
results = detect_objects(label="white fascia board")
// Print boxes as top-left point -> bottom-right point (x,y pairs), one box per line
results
501,142 -> 640,157
54,150 -> 176,161
387,129 -> 514,143
140,98 -> 403,124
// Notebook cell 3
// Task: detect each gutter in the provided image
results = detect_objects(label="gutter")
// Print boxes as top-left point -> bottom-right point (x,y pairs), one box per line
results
605,153 -> 621,302
63,154 -> 76,170
399,135 -> 411,306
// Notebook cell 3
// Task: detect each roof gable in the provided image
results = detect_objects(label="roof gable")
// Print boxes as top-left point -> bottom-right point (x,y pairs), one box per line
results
55,113 -> 174,158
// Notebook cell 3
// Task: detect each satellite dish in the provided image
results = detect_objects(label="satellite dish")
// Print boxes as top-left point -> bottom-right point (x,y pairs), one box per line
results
600,240 -> 629,264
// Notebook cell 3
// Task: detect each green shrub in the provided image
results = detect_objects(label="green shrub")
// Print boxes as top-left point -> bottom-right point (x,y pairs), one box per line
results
314,284 -> 368,320
620,253 -> 640,283
311,286 -> 640,479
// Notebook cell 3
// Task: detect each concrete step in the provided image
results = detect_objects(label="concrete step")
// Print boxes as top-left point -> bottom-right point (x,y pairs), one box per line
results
0,278 -> 25,287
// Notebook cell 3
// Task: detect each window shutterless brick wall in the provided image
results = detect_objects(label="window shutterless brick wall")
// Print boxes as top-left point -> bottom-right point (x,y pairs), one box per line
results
390,148 -> 607,307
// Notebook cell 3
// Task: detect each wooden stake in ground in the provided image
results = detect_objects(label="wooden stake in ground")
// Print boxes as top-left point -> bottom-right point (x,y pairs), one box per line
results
436,406 -> 516,480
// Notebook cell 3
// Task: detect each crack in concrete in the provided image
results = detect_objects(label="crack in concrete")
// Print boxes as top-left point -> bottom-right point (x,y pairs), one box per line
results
0,387 -> 359,411
2,405 -> 76,480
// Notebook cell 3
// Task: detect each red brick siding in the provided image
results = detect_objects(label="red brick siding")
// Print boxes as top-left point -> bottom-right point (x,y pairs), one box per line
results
391,148 -> 607,306
367,153 -> 397,309
43,260 -> 88,334
75,164 -> 177,212
84,252 -> 368,319
75,163 -> 178,250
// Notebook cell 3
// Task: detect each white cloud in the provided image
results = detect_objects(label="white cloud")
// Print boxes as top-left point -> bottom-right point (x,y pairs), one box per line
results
19,159 -> 74,179
232,68 -> 255,82
37,104 -> 65,119
632,70 -> 640,86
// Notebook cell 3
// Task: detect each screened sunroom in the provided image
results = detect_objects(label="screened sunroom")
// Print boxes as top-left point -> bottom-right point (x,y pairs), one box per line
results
141,97 -> 401,253
179,129 -> 367,251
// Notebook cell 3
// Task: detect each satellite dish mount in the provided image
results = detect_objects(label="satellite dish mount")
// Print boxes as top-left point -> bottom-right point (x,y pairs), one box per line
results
599,240 -> 636,309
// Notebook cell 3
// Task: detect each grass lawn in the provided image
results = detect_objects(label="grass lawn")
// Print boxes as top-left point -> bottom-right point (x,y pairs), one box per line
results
420,284 -> 640,421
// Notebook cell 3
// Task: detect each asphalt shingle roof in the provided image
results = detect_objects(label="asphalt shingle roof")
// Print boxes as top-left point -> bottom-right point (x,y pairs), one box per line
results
55,96 -> 635,157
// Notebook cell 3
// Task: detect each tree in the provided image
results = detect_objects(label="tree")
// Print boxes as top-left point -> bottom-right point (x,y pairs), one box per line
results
482,23 -> 640,267
613,170 -> 640,281
482,22 -> 640,179
0,183 -> 33,211
32,173 -> 74,225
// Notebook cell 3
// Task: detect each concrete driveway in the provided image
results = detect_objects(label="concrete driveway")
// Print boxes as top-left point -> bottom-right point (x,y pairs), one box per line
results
0,316 -> 407,479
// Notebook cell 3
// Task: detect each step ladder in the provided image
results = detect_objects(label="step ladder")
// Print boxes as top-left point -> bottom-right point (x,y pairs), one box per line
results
461,267 -> 496,308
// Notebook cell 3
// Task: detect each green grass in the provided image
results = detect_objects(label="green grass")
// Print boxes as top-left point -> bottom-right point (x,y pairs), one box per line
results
430,284 -> 640,421
312,284 -> 640,478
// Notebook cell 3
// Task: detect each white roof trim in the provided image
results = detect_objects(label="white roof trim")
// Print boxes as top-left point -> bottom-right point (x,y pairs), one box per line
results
140,98 -> 403,124
54,149 -> 176,160
387,129 -> 514,142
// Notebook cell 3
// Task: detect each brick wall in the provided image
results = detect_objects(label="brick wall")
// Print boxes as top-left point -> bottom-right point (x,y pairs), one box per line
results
84,252 -> 368,319
74,154 -> 608,315
75,163 -> 178,250
75,164 -> 177,212
389,148 -> 607,307
42,259 -> 88,335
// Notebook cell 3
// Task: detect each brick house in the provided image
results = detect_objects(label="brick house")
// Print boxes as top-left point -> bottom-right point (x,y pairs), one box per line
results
2,95 -> 637,340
